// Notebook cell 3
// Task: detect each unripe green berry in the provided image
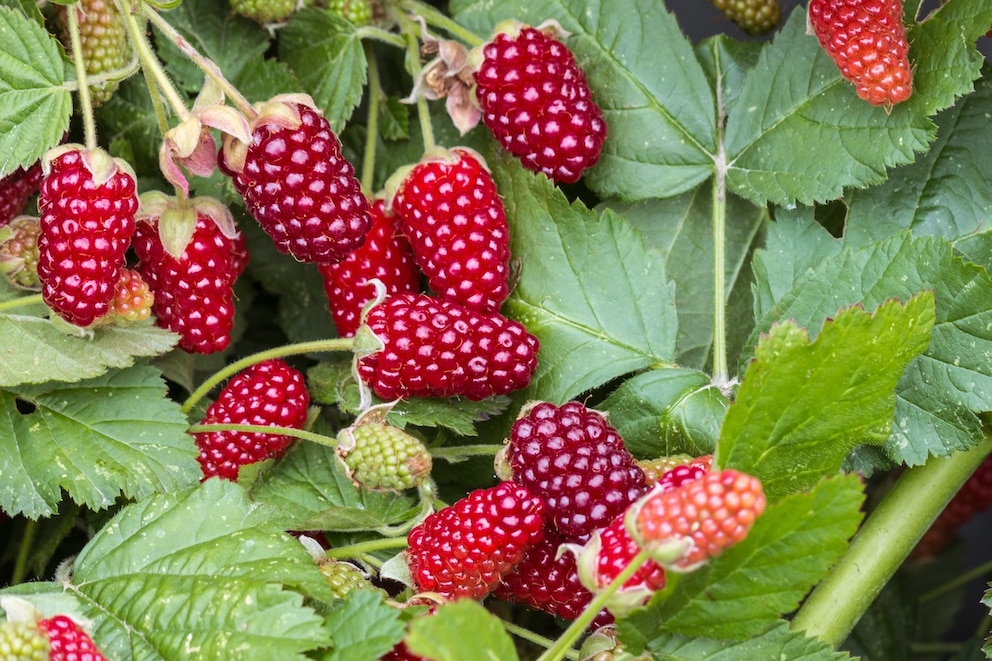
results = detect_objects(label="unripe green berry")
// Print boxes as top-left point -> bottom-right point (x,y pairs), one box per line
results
318,560 -> 383,599
336,422 -> 432,492
229,0 -> 296,24
711,0 -> 780,35
0,620 -> 50,660
327,0 -> 372,26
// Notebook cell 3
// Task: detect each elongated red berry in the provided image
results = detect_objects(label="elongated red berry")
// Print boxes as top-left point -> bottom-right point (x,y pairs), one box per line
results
358,293 -> 539,401
473,22 -> 607,183
630,469 -> 766,569
317,198 -> 419,337
503,401 -> 647,541
808,0 -> 913,106
389,147 -> 510,313
225,96 -> 371,263
194,358 -> 310,480
37,146 -> 138,327
0,162 -> 43,227
405,480 -> 545,599
39,615 -> 108,661
133,200 -> 245,354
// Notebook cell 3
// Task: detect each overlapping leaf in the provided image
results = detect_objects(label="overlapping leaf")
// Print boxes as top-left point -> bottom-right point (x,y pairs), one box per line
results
623,622 -> 853,661
406,600 -> 519,661
0,365 -> 199,518
320,590 -> 405,661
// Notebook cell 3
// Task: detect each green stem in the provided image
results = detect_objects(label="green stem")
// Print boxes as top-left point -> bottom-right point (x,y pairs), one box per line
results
11,519 -> 38,585
187,423 -> 337,448
430,444 -> 503,462
118,1 -> 190,122
0,294 -> 44,313
62,53 -> 140,93
355,25 -> 407,49
361,43 -> 381,194
140,5 -> 256,118
65,4 -> 98,149
710,62 -> 729,385
919,557 -> 992,604
790,434 -> 992,646
501,619 -> 579,661
324,536 -> 409,559
399,0 -> 484,47
180,338 -> 354,414
394,13 -> 436,152
537,549 -> 650,661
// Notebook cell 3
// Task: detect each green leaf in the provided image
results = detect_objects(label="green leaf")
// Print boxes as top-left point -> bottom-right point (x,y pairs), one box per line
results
844,71 -> 992,248
0,6 -> 72,177
724,9 -> 931,207
153,0 -> 270,95
378,97 -> 410,142
250,440 -> 419,531
495,154 -> 678,403
0,365 -> 199,519
603,183 -> 764,369
405,600 -> 519,661
321,590 -> 405,661
630,622 -> 853,661
0,282 -> 180,386
232,55 -> 302,104
96,77 -> 160,176
625,474 -> 864,640
598,368 -> 726,459
751,232 -> 992,465
279,8 -> 367,132
68,480 -> 331,660
720,294 -> 934,501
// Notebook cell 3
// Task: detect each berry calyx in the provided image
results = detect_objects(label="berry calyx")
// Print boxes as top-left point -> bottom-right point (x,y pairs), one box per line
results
472,21 -> 608,183
193,358 -> 311,481
405,481 -> 545,599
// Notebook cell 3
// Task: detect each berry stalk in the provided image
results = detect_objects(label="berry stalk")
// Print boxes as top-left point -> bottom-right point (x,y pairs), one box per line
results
117,2 -> 191,123
187,423 -> 336,448
65,4 -> 98,149
499,619 -> 579,661
0,293 -> 44,312
711,75 -> 729,386
791,433 -> 992,646
429,444 -> 503,462
361,43 -> 381,193
399,0 -> 484,47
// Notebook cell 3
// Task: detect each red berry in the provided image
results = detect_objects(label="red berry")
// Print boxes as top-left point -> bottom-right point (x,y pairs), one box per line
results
588,513 -> 667,595
317,198 -> 419,337
638,454 -> 713,487
0,162 -> 43,227
194,358 -> 310,481
100,267 -> 153,326
357,293 -> 539,401
230,98 -> 371,263
37,147 -> 138,327
473,23 -> 607,183
504,401 -> 647,541
631,469 -> 766,568
808,0 -> 913,106
133,211 -> 245,354
406,481 -> 545,599
38,615 -> 107,661
389,147 -> 510,313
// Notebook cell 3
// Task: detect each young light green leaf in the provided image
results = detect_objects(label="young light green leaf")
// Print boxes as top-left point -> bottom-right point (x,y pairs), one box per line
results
321,590 -> 405,661
250,440 -> 419,531
0,365 -> 198,519
843,73 -> 992,248
720,294 -> 934,501
405,600 -> 519,661
0,6 -> 72,177
279,9 -> 367,133
626,474 -> 864,640
603,183 -> 765,369
496,154 -> 678,403
598,368 -> 726,459
627,622 -> 853,661
724,8 -> 932,207
750,232 -> 992,465
69,480 -> 331,660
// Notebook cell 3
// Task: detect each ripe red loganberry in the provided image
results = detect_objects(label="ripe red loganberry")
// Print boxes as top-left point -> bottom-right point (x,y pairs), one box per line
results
0,162 -> 43,227
357,293 -> 539,401
194,358 -> 310,480
473,22 -> 608,183
631,469 -> 766,568
504,401 -> 648,541
914,455 -> 992,558
494,527 -> 612,627
389,147 -> 510,313
317,198 -> 419,337
133,209 -> 245,354
37,146 -> 138,327
808,0 -> 913,106
39,615 -> 108,661
405,480 -> 545,599
228,97 -> 371,263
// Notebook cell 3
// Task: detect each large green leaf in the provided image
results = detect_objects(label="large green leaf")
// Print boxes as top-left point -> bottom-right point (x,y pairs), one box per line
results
279,8 -> 367,132
0,365 -> 199,518
406,600 -> 519,661
320,590 -> 405,661
751,232 -> 992,465
625,622 -> 853,661
623,475 -> 864,640
496,154 -> 678,403
0,6 -> 72,176
64,480 -> 331,660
